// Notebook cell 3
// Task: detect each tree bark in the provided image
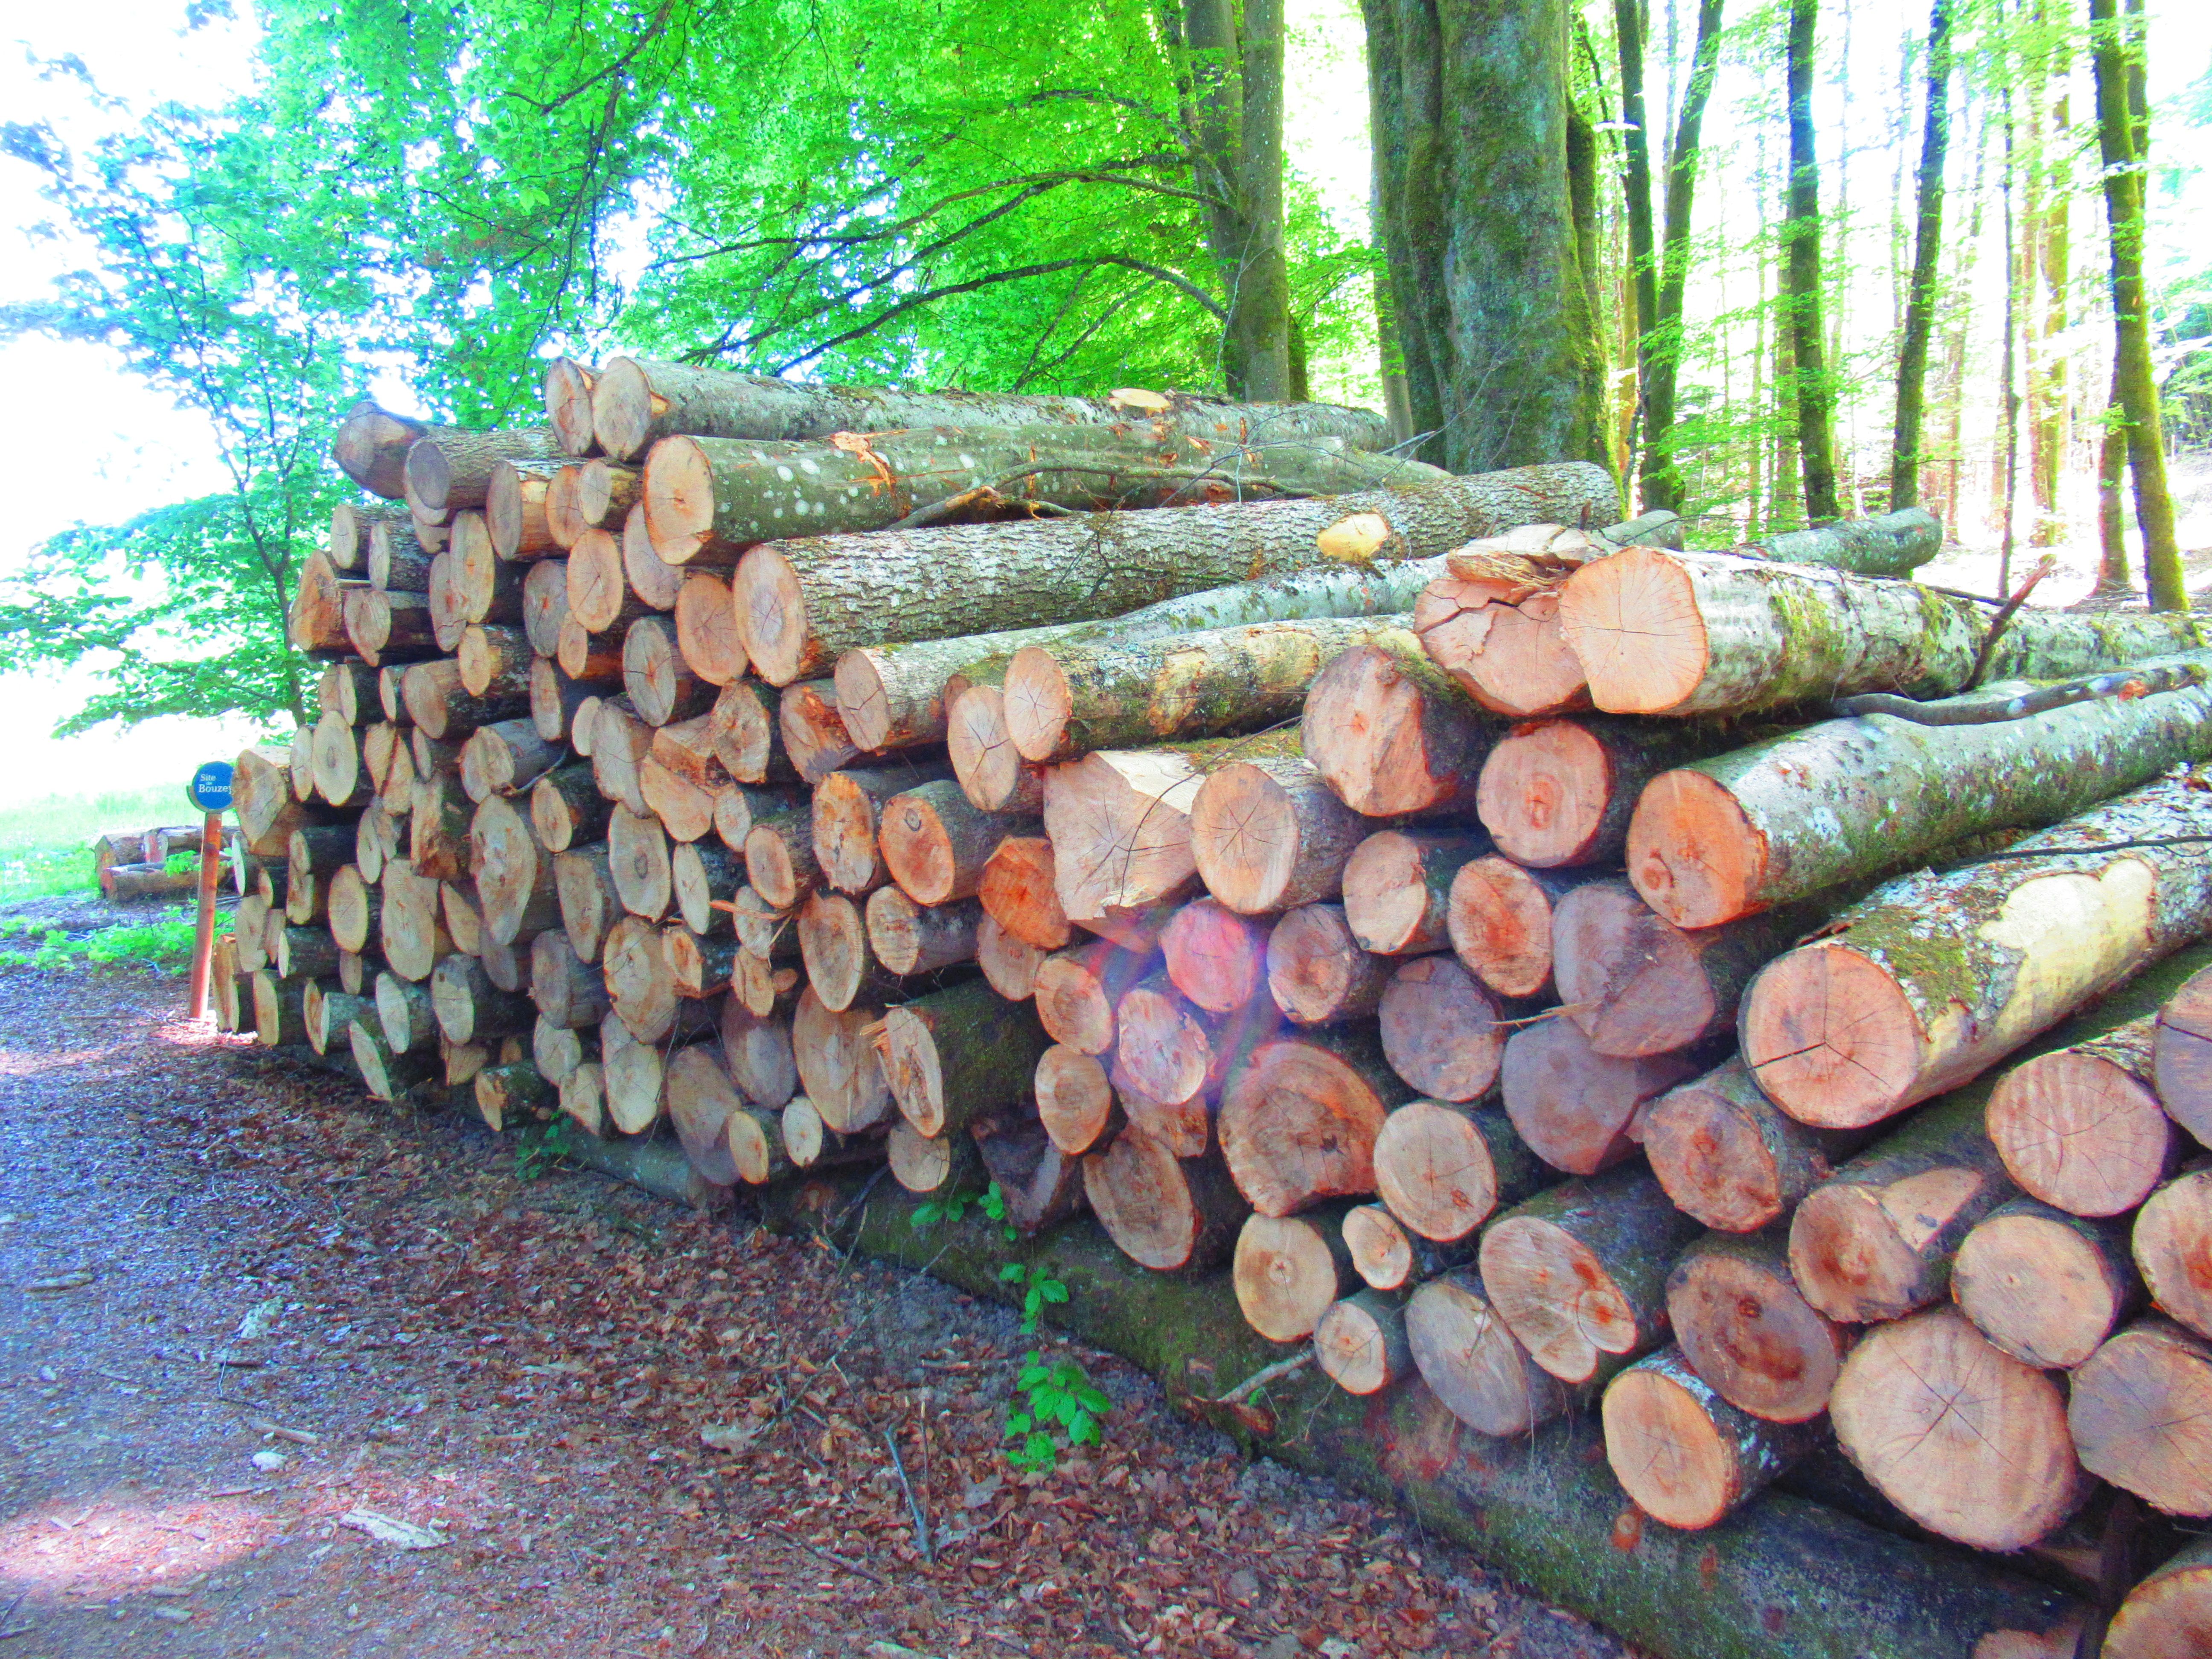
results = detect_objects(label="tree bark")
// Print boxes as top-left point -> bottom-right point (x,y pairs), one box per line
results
368,522 -> 435,593
1643,1057 -> 1867,1234
1743,775 -> 2212,1126
1371,1098 -> 1545,1243
672,839 -> 740,937
741,793 -> 820,911
458,717 -> 560,803
2154,960 -> 2212,1145
431,953 -> 533,1046
778,681 -> 859,786
1780,0 -> 1840,522
1613,0 -> 1656,488
1377,955 -> 1507,1105
1952,1197 -> 2140,1370
1217,1027 -> 1409,1217
403,426 -> 560,515
879,980 -> 1050,1140
1602,1345 -> 1816,1531
1830,1306 -> 2087,1551
1263,903 -> 1393,1026
2069,1318 -> 2212,1521
733,464 -> 1617,684
874,779 -> 1028,911
1665,1227 -> 1846,1424
1890,0 -> 1953,511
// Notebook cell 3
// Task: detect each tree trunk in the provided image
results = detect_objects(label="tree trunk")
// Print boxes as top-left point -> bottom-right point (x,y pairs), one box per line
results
1666,1227 -> 1846,1424
1377,955 -> 1508,1105
1780,0 -> 1839,522
1371,1098 -> 1546,1243
978,835 -> 1072,950
2094,370 -> 2138,595
1159,899 -> 1271,1016
1889,0 -> 1952,510
1602,1345 -> 1816,1531
1444,857 -> 1610,1002
1262,903 -> 1393,1026
530,928 -> 609,1029
2089,0 -> 2186,610
733,464 -> 1618,684
1479,1167 -> 1700,1384
1404,1269 -> 1572,1436
1952,1197 -> 2140,1370
1190,755 -> 1373,916
1342,829 -> 1490,957
402,425 -> 559,515
864,888 -> 980,977
1987,1015 -> 2177,1217
1830,1307 -> 2087,1551
332,402 -> 442,499
1301,634 -> 1501,817
943,683 -> 1042,816
2135,1167 -> 2212,1343
1475,716 -> 1741,870
1614,0 -> 1657,493
1218,1027 -> 1409,1217
1033,938 -> 1164,1056
1083,1131 -> 1248,1274
740,794 -> 820,911
589,355 -> 1392,464
608,804 -> 673,922
1643,1057 -> 1866,1234
621,615 -> 712,728
1743,775 -> 2212,1126
2069,1318 -> 2212,1522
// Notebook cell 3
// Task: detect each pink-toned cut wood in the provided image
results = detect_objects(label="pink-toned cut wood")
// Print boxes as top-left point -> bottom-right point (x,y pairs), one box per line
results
1411,570 -> 1588,719
332,403 -> 434,499
672,839 -> 740,937
554,846 -> 618,963
812,761 -> 954,898
1083,1132 -> 1248,1275
1263,903 -> 1394,1027
740,792 -> 819,911
456,623 -> 534,701
779,680 -> 860,786
1499,1016 -> 1700,1177
1299,634 -> 1501,818
426,548 -> 468,653
653,711 -> 732,793
877,777 -> 1024,908
2069,1318 -> 2212,1521
459,718 -> 561,804
1342,828 -> 1491,956
1405,1269 -> 1572,1438
731,948 -> 803,1019
1952,1198 -> 2142,1371
638,756 -> 717,845
864,887 -> 981,978
343,587 -> 439,668
1371,1098 -> 1546,1244
565,525 -> 647,634
662,924 -> 739,1000
1600,1345 -> 1817,1531
472,793 -> 562,946
1159,898 -> 1271,1015
623,614 -> 714,728
607,803 -> 674,921
590,697 -> 653,817
1189,755 -> 1372,917
368,520 -> 435,593
1036,1044 -> 1121,1156
1109,975 -> 1281,1121
1986,1017 -> 2180,1219
1642,1057 -> 1869,1234
2154,961 -> 2212,1147
557,615 -> 629,686
1342,1202 -> 1477,1292
673,569 -> 745,687
408,769 -> 472,883
790,985 -> 895,1135
1217,1028 -> 1409,1218
720,998 -> 799,1110
976,913 -> 1045,1001
1446,856 -> 1614,1002
664,1045 -> 745,1187
726,882 -> 800,960
544,463 -> 590,550
1377,955 -> 1507,1105
1475,716 -> 1740,869
977,835 -> 1071,951
795,890 -> 897,1013
946,684 -> 1045,815
404,425 -> 559,515
1666,1228 -> 1846,1425
1032,937 -> 1159,1055
621,500 -> 686,611
543,358 -> 600,458
530,764 -> 608,854
2134,1166 -> 2212,1343
707,678 -> 796,786
452,510 -> 527,626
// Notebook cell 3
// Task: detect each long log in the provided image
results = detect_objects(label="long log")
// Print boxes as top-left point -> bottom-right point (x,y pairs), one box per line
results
1300,632 -> 1502,817
733,464 -> 1618,685
1476,716 -> 1745,869
1558,541 -> 2208,717
1189,755 -> 1372,916
1665,1228 -> 1846,1425
1217,1028 -> 1409,1217
1952,1197 -> 2140,1370
1643,1058 -> 1868,1234
1828,1306 -> 2088,1552
1601,1346 -> 1816,1531
404,425 -> 559,514
645,423 -> 1448,565
2068,1319 -> 2212,1520
1742,775 -> 2212,1127
1739,507 -> 1943,576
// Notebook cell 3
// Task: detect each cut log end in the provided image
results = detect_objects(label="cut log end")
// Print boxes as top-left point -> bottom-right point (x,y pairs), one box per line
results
1987,1047 -> 2176,1218
1035,1045 -> 1116,1156
1446,856 -> 1557,1001
1475,719 -> 1614,868
2105,1537 -> 2212,1659
1953,1204 -> 2136,1370
1404,1270 -> 1569,1438
1601,1356 -> 1760,1531
948,686 -> 1038,815
1741,942 -> 1922,1129
1642,1080 -> 1795,1235
1233,1214 -> 1346,1343
1082,1132 -> 1241,1274
733,548 -> 808,686
1372,1100 -> 1509,1243
1159,899 -> 1269,1016
1479,1211 -> 1645,1385
1218,1038 -> 1394,1219
1553,545 -> 1709,715
2069,1320 -> 2212,1520
1624,767 -> 1768,931
1001,645 -> 1075,763
1665,1237 -> 1844,1425
1378,957 -> 1503,1106
1313,1292 -> 1412,1395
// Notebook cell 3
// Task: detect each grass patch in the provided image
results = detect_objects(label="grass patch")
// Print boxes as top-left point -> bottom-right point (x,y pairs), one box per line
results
0,906 -> 200,973
0,785 -> 204,905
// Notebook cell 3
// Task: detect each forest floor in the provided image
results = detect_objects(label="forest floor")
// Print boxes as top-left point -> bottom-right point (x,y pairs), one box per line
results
0,962 -> 1638,1659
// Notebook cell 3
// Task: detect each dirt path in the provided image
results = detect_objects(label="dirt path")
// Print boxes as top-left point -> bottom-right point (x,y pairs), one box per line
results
0,965 -> 1635,1659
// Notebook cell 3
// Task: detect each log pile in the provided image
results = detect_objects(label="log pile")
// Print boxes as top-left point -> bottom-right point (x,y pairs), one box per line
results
224,360 -> 2212,1652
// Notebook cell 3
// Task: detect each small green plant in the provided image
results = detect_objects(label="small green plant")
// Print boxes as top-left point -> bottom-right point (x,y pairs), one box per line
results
998,1260 -> 1070,1334
0,907 -> 197,972
1004,1350 -> 1110,1473
515,1118 -> 579,1181
910,1183 -> 984,1230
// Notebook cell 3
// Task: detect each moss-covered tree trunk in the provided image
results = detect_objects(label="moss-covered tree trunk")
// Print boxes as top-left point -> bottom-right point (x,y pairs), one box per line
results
1781,0 -> 1840,523
1889,0 -> 1951,511
1362,0 -> 1605,473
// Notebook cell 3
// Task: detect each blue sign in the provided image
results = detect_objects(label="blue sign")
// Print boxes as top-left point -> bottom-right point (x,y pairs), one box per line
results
186,761 -> 235,814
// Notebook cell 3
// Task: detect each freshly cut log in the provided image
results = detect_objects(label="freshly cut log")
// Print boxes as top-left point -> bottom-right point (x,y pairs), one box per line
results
522,559 -> 570,659
306,985 -> 370,1057
289,551 -> 356,655
1987,1018 -> 2177,1217
484,457 -> 566,561
1409,529 -> 1595,719
975,914 -> 1043,999
1158,899 -> 1270,1015
607,805 -> 672,921
541,358 -> 598,457
977,835 -> 1070,950
2104,1534 -> 2212,1659
1743,775 -> 2212,1126
378,860 -> 451,981
472,795 -> 559,945
1032,937 -> 1158,1054
789,987 -> 894,1134
458,718 -> 559,802
1264,904 -> 1391,1026
778,680 -> 858,785
2135,1167 -> 2212,1340
944,684 -> 1042,814
1601,1347 -> 1814,1531
430,953 -> 532,1045
1343,829 -> 1489,956
592,355 -> 1395,460
402,657 -> 530,742
880,978 -> 1048,1137
733,464 -> 1618,684
558,617 -> 627,686
663,927 -> 737,1001
1829,1305 -> 2087,1551
671,840 -> 739,937
344,588 -> 439,668
727,882 -> 799,959
281,863 -> 327,926
530,928 -> 609,1029
778,1097 -> 844,1169
662,1045 -> 742,1186
319,659 -> 378,722
1301,634 -> 1501,818
455,623 -> 533,701
1665,1228 -> 1845,1424
864,888 -> 979,976
1787,1094 -> 2016,1324
1035,1045 -> 1121,1156
720,1000 -> 797,1110
795,891 -> 892,1013
404,425 -> 558,514
475,1061 -> 556,1133
1479,1167 -> 1700,1384
1444,858 -> 1586,1001
351,1019 -> 437,1100
706,679 -> 793,786
565,526 -> 644,634
742,793 -> 820,912
441,879 -> 483,955
1342,1203 -> 1474,1291
407,768 -> 471,882
672,571 -> 744,687
530,764 -> 609,853
812,763 -> 943,896
1045,733 -> 1294,924
1555,880 -> 1841,1062
1110,979 -> 1279,1137
1378,957 -> 1507,1105
875,777 -> 1016,906
557,1059 -> 607,1136
724,1100 -> 791,1187
1643,1058 -> 1865,1234
603,913 -> 681,1042
622,615 -> 712,727
332,402 -> 440,498
589,698 -> 652,817
1371,1099 -> 1543,1243
1630,665 -> 2212,933
1217,1029 -> 1409,1217
1314,1291 -> 1415,1394
1003,614 -> 1402,765
2154,960 -> 2212,1145
369,521 -> 435,593
972,1123 -> 1085,1234
1476,717 -> 1740,869
553,846 -> 618,963
886,1122 -> 981,1196
425,547 -> 466,651
731,949 -> 800,1019
375,970 -> 437,1056
451,511 -> 526,625
1083,1131 -> 1247,1274
575,457 -> 638,527
1189,755 -> 1371,916
327,865 -> 379,955
604,1040 -> 667,1135
1405,1270 -> 1572,1437
649,711 -> 730,795
1559,541 -> 2209,717
533,1016 -> 592,1086
2069,1319 -> 2212,1518
1952,1198 -> 2139,1369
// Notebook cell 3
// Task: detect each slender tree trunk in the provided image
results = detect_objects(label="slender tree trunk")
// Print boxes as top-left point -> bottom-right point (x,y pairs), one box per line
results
1889,0 -> 1952,511
2025,12 -> 2072,547
1999,91 -> 2022,594
2089,0 -> 2185,609
1782,0 -> 1841,522
2096,364 -> 2137,593
1639,0 -> 1726,512
1615,0 -> 1659,495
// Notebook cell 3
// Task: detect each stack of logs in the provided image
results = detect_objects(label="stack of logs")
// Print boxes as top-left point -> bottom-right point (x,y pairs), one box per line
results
93,824 -> 225,901
222,353 -> 2212,1655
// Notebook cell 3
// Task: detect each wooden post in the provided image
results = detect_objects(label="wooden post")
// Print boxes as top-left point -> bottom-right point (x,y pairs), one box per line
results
188,809 -> 226,1021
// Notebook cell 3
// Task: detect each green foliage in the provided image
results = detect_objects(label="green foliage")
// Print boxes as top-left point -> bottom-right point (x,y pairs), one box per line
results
0,783 -> 196,902
1004,1349 -> 1109,1473
909,1185 -> 984,1231
0,905 -> 198,972
997,1260 -> 1071,1335
515,1117 -> 582,1181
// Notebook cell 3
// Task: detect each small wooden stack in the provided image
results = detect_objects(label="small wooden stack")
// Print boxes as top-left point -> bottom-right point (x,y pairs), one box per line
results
92,823 -> 224,901
224,354 -> 2212,1651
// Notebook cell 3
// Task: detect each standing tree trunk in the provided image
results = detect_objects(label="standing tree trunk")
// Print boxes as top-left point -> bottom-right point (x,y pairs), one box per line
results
1614,0 -> 1657,496
1363,0 -> 1606,472
1781,0 -> 1840,523
1889,0 -> 1952,511
2090,0 -> 2186,609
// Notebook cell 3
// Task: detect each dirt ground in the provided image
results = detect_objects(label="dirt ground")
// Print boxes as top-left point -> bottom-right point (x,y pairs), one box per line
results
0,963 -> 1638,1659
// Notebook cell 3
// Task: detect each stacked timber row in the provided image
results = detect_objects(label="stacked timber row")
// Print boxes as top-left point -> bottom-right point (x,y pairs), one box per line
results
222,353 -> 2212,1653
